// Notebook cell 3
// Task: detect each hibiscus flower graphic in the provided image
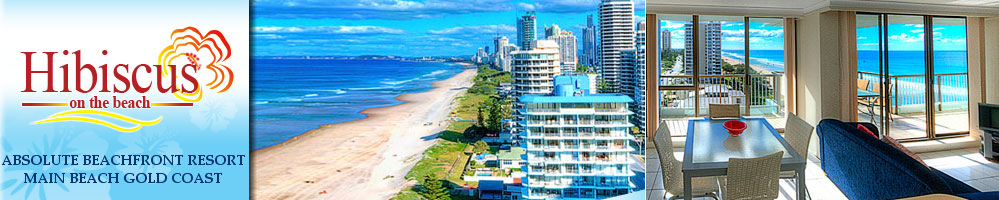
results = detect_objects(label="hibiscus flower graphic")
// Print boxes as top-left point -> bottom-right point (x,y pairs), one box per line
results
189,98 -> 237,132
1,128 -> 110,200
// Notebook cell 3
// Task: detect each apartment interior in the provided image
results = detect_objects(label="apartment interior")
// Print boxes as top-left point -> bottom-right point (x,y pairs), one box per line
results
643,0 -> 999,199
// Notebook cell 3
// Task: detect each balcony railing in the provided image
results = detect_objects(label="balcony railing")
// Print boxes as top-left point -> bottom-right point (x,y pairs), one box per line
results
858,71 -> 968,114
660,73 -> 784,117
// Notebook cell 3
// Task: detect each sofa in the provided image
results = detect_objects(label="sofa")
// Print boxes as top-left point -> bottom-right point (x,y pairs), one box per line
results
816,119 -> 999,200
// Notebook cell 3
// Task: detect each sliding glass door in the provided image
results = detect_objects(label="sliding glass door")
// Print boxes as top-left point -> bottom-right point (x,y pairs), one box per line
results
855,13 -> 969,140
930,17 -> 970,137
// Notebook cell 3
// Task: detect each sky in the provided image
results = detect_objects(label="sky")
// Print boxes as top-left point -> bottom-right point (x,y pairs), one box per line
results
857,24 -> 967,51
660,18 -> 785,51
659,17 -> 967,52
252,0 -> 646,57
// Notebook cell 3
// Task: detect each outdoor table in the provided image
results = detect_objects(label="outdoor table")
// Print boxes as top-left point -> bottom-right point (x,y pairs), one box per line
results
682,117 -> 807,199
858,89 -> 879,98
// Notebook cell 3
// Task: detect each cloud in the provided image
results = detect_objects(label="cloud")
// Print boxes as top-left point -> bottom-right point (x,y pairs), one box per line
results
720,29 -> 783,38
253,23 -> 518,57
253,0 -> 515,20
888,32 -> 922,42
531,0 -> 642,14
661,21 -> 685,29
518,2 -> 536,11
940,38 -> 966,43
427,24 -> 516,35
723,37 -> 743,41
254,26 -> 406,34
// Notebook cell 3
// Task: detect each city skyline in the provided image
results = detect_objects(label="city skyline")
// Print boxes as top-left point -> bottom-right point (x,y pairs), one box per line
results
252,0 -> 647,57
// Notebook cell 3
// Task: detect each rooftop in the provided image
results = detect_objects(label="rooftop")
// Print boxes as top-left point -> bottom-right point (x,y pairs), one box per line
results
518,74 -> 633,103
496,147 -> 525,160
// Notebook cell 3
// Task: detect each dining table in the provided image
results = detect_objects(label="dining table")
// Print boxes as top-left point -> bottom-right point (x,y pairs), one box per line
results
682,117 -> 807,199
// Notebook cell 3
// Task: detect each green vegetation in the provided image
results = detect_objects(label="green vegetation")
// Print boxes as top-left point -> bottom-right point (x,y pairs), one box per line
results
575,63 -> 591,74
395,65 -> 514,199
596,80 -> 611,93
660,49 -> 682,74
472,141 -> 489,154
420,174 -> 451,200
468,65 -> 512,96
721,62 -> 757,75
484,98 -> 509,133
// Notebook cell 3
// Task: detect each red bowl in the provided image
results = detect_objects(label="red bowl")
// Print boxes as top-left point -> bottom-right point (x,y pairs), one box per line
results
723,120 -> 747,136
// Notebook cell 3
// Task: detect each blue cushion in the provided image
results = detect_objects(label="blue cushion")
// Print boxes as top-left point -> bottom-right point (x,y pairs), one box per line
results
955,192 -> 999,200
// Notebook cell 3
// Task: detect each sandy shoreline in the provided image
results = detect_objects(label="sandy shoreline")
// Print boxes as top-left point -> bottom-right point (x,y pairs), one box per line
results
251,64 -> 477,200
721,55 -> 773,74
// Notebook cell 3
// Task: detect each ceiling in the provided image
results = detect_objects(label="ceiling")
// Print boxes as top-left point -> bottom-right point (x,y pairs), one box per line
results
647,0 -> 999,17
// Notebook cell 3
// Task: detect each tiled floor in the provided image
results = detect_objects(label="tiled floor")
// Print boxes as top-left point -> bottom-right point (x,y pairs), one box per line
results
648,146 -> 999,200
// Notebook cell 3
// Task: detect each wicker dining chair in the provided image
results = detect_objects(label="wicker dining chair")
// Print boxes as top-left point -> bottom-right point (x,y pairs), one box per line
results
655,122 -> 718,199
717,151 -> 784,200
708,104 -> 740,119
779,114 -> 813,180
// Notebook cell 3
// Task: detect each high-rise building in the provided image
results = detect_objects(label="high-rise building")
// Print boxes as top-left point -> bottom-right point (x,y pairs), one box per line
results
598,0 -> 635,93
684,22 -> 723,75
519,75 -> 636,199
512,40 -> 561,98
474,47 -> 489,64
633,21 -> 647,137
660,29 -> 671,52
544,25 -> 578,74
581,15 -> 599,69
493,36 -> 515,72
517,12 -> 537,50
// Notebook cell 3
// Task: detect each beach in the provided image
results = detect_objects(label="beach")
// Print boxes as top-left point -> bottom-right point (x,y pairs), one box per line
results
251,65 -> 476,199
722,55 -> 773,74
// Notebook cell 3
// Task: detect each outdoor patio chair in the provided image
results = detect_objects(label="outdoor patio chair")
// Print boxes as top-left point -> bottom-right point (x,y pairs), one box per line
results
860,83 -> 893,123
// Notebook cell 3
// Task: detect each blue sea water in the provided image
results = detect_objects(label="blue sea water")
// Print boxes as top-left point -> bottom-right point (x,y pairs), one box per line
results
857,50 -> 968,75
856,50 -> 969,106
250,59 -> 464,150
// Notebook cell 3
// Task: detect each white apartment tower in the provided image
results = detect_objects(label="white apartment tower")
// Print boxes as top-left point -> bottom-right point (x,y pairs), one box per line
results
684,22 -> 723,75
512,40 -> 562,97
597,0 -> 635,93
545,25 -> 578,74
519,75 -> 636,199
493,36 -> 515,72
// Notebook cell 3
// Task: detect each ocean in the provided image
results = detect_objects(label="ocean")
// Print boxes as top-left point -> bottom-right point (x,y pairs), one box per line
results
857,50 -> 968,75
250,59 -> 464,150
